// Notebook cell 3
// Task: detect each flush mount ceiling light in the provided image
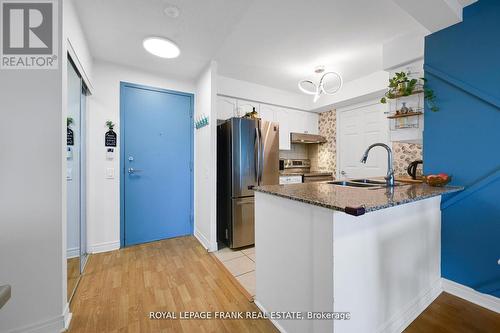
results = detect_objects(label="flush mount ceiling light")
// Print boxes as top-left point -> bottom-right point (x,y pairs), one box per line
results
143,37 -> 180,59
298,66 -> 343,103
164,5 -> 180,18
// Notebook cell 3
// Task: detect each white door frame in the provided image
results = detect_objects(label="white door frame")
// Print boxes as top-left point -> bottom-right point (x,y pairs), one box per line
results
336,99 -> 390,179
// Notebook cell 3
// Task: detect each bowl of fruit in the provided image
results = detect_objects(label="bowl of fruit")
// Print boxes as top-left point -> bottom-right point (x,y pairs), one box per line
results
423,173 -> 451,187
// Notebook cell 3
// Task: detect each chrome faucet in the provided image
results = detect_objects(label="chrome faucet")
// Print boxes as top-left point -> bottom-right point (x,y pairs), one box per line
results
360,143 -> 395,187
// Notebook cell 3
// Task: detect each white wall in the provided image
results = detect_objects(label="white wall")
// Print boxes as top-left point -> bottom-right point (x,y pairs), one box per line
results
87,61 -> 195,253
311,70 -> 389,112
0,1 -> 67,331
218,75 -> 312,111
383,31 -> 426,71
65,0 -> 93,90
194,62 -> 218,251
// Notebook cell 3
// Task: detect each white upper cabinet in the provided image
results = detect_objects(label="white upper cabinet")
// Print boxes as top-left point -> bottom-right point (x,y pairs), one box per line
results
288,110 -> 319,135
259,104 -> 278,122
215,95 -> 319,150
237,100 -> 260,117
305,112 -> 319,135
275,107 -> 291,150
217,96 -> 237,120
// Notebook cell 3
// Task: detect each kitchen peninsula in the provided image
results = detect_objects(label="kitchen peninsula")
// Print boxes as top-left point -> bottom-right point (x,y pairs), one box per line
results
254,182 -> 462,333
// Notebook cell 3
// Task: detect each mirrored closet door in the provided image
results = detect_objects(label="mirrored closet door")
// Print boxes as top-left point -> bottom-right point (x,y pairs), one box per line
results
67,57 -> 89,302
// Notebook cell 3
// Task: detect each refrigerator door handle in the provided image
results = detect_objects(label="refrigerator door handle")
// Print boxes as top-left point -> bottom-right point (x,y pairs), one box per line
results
258,126 -> 264,184
255,127 -> 260,184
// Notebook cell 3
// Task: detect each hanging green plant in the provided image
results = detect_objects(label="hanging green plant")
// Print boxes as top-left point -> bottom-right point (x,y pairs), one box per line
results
67,117 -> 74,127
380,71 -> 439,112
106,120 -> 115,130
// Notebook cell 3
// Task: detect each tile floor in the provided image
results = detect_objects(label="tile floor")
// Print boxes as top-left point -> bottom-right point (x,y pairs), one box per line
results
214,246 -> 256,297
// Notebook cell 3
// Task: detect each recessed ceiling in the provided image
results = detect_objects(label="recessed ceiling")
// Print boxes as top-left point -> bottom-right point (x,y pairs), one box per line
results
75,0 -> 426,92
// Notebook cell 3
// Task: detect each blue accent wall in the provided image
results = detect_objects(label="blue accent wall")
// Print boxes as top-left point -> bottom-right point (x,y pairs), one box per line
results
424,0 -> 500,297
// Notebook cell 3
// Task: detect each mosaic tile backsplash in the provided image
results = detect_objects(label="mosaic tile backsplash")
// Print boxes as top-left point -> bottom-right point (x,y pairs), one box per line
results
393,142 -> 423,176
282,109 -> 422,179
312,110 -> 336,174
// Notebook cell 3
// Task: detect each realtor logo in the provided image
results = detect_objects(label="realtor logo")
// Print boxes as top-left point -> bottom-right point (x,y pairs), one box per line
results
1,0 -> 58,69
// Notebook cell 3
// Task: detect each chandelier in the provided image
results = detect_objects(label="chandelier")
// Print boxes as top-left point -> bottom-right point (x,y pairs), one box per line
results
298,66 -> 343,103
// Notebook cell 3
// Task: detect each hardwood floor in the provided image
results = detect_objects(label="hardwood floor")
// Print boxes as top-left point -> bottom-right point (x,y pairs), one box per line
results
68,236 -> 278,333
405,292 -> 500,333
67,257 -> 80,300
69,236 -> 499,333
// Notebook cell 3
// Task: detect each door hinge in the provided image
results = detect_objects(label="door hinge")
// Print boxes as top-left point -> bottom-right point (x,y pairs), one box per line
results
225,228 -> 229,240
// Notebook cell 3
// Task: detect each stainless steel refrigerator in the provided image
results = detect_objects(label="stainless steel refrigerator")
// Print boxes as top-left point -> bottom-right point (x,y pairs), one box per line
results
217,118 -> 279,248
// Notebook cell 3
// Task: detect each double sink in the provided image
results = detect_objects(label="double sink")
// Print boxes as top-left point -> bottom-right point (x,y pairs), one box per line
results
327,179 -> 405,189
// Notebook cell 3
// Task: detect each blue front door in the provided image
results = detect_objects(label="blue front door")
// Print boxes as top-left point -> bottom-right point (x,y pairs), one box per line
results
121,82 -> 193,246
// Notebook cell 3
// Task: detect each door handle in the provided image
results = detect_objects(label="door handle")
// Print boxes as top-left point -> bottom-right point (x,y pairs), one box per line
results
128,168 -> 143,175
258,127 -> 263,184
255,128 -> 261,183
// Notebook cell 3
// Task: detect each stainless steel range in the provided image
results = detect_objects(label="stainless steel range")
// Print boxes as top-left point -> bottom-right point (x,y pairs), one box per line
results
279,159 -> 333,183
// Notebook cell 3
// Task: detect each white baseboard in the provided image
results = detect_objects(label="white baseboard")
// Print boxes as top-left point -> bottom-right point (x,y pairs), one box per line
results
8,312 -> 66,333
442,278 -> 500,313
194,229 -> 217,252
62,303 -> 72,332
88,240 -> 120,254
378,279 -> 442,333
66,247 -> 80,259
254,300 -> 288,333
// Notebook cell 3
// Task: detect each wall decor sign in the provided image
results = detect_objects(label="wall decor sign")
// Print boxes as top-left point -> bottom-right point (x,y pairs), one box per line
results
105,130 -> 117,147
67,127 -> 74,146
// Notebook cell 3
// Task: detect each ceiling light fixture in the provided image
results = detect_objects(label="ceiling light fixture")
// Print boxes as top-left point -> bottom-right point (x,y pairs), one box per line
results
164,5 -> 180,18
298,66 -> 343,103
143,37 -> 180,59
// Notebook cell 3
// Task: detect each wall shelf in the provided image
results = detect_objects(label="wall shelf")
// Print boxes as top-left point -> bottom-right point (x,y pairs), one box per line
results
387,111 -> 423,119
384,89 -> 424,101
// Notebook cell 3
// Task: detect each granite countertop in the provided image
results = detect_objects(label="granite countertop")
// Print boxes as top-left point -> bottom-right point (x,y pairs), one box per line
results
279,172 -> 304,176
254,182 -> 463,215
280,171 -> 333,177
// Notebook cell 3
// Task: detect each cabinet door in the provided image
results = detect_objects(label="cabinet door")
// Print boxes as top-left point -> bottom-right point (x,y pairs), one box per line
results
236,100 -> 260,117
305,112 -> 319,134
288,110 -> 307,134
259,104 -> 277,122
275,108 -> 291,150
217,96 -> 237,120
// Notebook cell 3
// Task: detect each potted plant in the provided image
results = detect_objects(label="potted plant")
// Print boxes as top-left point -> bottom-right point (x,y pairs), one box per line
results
380,71 -> 439,112
106,120 -> 115,130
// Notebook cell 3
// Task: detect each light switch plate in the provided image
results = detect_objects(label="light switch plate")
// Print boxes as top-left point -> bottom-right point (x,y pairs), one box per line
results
106,168 -> 115,179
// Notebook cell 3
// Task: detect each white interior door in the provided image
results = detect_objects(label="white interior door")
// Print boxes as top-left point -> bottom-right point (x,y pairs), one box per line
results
337,100 -> 389,179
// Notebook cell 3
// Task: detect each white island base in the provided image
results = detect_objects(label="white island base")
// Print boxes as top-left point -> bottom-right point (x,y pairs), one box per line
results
255,192 -> 442,333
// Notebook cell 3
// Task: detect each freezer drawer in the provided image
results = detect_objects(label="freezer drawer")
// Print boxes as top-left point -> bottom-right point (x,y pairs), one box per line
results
231,197 -> 255,248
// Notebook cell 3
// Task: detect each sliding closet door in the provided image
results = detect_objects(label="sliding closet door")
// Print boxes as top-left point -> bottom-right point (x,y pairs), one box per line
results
67,57 -> 89,301
80,85 -> 88,271
67,60 -> 82,301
